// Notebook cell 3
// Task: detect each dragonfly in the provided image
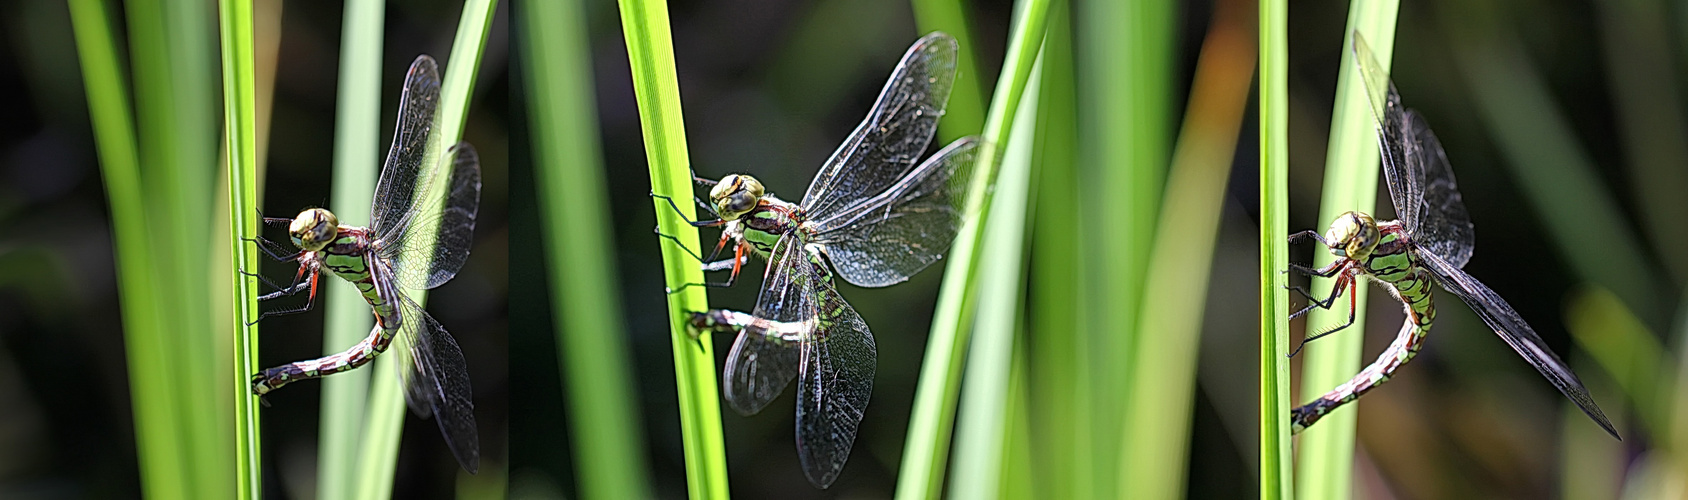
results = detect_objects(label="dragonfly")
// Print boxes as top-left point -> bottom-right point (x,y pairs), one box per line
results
657,31 -> 979,488
1286,32 -> 1618,439
249,55 -> 483,472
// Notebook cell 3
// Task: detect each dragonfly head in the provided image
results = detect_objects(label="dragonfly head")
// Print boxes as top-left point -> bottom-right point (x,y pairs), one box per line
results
709,174 -> 765,221
288,208 -> 341,252
1325,211 -> 1380,260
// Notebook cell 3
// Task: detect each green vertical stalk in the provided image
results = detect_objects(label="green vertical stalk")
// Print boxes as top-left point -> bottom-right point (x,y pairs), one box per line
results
1295,7 -> 1398,500
318,2 -> 384,499
1077,0 -> 1172,490
1118,0 -> 1254,496
217,0 -> 261,497
1258,0 -> 1291,496
909,0 -> 987,140
1026,4 -> 1079,497
353,1 -> 498,497
524,0 -> 655,497
894,1 -> 1052,498
949,48 -> 1042,500
68,0 -> 184,497
615,0 -> 731,497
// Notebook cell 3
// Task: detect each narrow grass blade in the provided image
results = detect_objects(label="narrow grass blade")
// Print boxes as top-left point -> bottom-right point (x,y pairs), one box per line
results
354,1 -> 499,496
894,0 -> 1052,498
1294,6 -> 1399,500
949,47 -> 1042,500
69,1 -> 186,497
1564,286 -> 1668,435
910,0 -> 986,139
1076,0 -> 1172,487
1258,0 -> 1291,496
1025,5 -> 1080,496
524,0 -> 655,497
317,2 -> 384,498
614,0 -> 731,497
1117,0 -> 1255,496
217,0 -> 261,496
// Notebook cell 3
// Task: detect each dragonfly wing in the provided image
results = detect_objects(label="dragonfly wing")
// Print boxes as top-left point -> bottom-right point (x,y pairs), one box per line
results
801,32 -> 958,218
1353,33 -> 1424,234
1352,33 -> 1475,267
394,293 -> 481,473
722,235 -> 810,415
1419,251 -> 1619,439
811,137 -> 978,287
384,143 -> 482,289
793,284 -> 874,488
370,55 -> 443,239
1402,112 -> 1474,267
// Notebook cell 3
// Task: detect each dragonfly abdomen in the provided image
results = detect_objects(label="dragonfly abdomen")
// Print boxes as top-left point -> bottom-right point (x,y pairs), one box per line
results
1292,267 -> 1437,434
251,321 -> 397,395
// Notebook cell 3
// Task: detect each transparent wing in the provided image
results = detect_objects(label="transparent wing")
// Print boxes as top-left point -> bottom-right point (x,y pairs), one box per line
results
394,293 -> 481,473
1353,33 -> 1474,266
801,32 -> 958,218
791,283 -> 874,489
732,236 -> 875,488
382,143 -> 482,289
810,136 -> 978,287
371,55 -> 443,239
1419,251 -> 1619,439
1401,112 -> 1474,267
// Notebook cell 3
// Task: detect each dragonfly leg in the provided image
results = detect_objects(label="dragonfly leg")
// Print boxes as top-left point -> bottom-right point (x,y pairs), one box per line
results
248,272 -> 320,325
1290,275 -> 1359,357
246,237 -> 303,262
654,227 -> 750,271
1288,229 -> 1333,247
651,192 -> 724,227
242,268 -> 312,299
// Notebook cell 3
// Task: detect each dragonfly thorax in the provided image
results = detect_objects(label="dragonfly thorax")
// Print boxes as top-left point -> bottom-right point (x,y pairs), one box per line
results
290,208 -> 341,252
709,174 -> 766,221
1325,211 -> 1382,261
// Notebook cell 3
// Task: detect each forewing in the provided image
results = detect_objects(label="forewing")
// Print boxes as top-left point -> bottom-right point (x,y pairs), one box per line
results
394,294 -> 481,473
811,137 -> 978,287
1353,33 -> 1423,232
1403,113 -> 1474,267
1420,251 -> 1619,439
371,55 -> 443,239
385,143 -> 482,289
802,32 -> 958,217
722,235 -> 810,415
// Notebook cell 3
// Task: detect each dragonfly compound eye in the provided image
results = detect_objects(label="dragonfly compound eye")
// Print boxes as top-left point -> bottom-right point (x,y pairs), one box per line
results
289,208 -> 340,252
1324,211 -> 1379,259
711,174 -> 765,220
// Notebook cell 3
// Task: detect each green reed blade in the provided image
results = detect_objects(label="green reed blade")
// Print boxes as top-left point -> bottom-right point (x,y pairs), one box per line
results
525,0 -> 656,497
317,2 -> 384,499
910,0 -> 986,140
216,0 -> 261,496
1295,6 -> 1398,500
615,0 -> 731,496
894,1 -> 1052,498
1258,0 -> 1291,496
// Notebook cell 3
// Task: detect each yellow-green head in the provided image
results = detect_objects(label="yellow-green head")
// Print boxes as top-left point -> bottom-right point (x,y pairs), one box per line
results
289,208 -> 340,252
1325,211 -> 1380,261
709,174 -> 765,221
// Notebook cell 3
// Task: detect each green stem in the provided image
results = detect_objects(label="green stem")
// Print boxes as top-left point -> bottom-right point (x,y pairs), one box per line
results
353,1 -> 499,497
894,0 -> 1052,498
216,0 -> 260,497
69,0 -> 186,497
525,0 -> 655,497
1294,6 -> 1399,500
1258,0 -> 1291,496
614,0 -> 731,497
318,1 -> 384,498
